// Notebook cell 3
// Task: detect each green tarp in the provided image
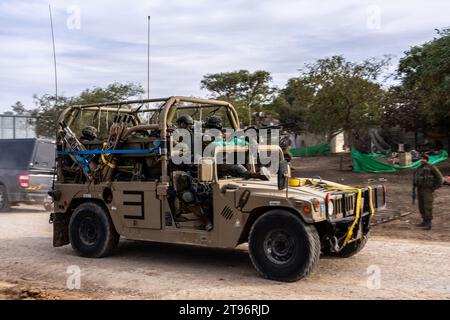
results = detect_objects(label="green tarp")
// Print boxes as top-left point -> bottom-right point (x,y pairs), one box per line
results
290,143 -> 331,157
352,148 -> 449,173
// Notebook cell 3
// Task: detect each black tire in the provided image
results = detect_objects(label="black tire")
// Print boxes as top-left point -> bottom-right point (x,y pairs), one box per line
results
322,235 -> 368,258
0,185 -> 10,212
69,202 -> 119,258
248,210 -> 321,282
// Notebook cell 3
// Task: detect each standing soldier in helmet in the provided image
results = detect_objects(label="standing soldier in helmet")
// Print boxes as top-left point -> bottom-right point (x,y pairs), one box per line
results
413,154 -> 444,230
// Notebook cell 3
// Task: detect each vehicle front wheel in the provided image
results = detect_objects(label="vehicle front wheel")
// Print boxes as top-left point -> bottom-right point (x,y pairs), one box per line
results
69,202 -> 119,258
0,185 -> 10,212
248,210 -> 321,282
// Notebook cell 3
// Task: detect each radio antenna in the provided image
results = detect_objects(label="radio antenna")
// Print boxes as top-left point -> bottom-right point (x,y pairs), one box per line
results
147,15 -> 150,100
48,3 -> 59,195
48,3 -> 58,106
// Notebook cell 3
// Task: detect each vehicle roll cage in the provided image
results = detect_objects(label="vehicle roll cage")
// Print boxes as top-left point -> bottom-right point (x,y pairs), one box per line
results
57,96 -> 241,184
58,96 -> 240,132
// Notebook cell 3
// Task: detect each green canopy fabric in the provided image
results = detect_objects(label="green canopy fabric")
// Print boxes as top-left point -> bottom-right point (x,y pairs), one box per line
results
352,148 -> 448,173
290,143 -> 331,157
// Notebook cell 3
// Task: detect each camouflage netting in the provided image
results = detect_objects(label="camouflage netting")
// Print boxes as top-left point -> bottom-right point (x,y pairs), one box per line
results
352,149 -> 448,173
290,143 -> 331,157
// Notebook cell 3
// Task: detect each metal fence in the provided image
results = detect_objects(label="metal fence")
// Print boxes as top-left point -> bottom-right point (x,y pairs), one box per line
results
0,114 -> 37,139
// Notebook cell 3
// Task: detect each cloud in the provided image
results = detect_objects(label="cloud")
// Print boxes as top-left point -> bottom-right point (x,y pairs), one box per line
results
0,0 -> 449,112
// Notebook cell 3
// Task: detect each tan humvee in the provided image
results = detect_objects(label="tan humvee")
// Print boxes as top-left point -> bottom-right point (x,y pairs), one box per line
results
50,96 -> 386,282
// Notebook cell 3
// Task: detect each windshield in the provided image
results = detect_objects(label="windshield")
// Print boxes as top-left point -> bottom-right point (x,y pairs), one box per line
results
0,139 -> 35,169
170,102 -> 233,129
33,141 -> 55,170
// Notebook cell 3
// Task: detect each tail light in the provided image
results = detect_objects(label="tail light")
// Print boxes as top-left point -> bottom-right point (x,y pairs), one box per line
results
18,175 -> 30,188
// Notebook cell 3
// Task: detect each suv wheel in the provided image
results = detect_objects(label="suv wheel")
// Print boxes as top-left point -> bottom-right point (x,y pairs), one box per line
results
69,202 -> 119,258
0,185 -> 10,212
248,210 -> 321,282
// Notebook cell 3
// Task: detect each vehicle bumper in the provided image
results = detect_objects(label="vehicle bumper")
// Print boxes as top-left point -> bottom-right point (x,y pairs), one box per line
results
9,192 -> 51,204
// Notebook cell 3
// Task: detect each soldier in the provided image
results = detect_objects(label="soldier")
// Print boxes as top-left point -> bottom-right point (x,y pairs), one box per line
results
175,114 -> 193,129
413,154 -> 444,230
205,115 -> 270,181
79,126 -> 98,142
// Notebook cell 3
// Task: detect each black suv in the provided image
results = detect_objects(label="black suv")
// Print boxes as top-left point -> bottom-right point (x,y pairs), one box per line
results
0,139 -> 55,211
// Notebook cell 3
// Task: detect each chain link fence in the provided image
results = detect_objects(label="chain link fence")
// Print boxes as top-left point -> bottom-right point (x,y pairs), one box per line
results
0,115 -> 37,139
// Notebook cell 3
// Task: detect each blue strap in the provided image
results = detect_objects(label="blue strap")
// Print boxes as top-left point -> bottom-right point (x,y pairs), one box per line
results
59,148 -> 161,156
75,155 -> 91,173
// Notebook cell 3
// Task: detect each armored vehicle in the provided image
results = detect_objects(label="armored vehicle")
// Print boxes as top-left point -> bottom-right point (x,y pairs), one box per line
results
50,97 -> 386,282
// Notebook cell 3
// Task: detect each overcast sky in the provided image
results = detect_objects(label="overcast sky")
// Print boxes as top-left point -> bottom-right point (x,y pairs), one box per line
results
0,0 -> 449,112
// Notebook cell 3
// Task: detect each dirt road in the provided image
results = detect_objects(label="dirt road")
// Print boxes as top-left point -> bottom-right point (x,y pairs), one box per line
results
0,206 -> 449,300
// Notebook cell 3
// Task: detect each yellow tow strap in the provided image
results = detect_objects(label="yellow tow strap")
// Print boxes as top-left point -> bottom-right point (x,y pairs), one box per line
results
305,179 -> 375,247
100,143 -> 116,169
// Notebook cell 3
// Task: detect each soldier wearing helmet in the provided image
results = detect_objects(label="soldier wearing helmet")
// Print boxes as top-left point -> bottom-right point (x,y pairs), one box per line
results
204,115 -> 223,131
176,114 -> 194,129
80,126 -> 98,142
204,115 -> 270,181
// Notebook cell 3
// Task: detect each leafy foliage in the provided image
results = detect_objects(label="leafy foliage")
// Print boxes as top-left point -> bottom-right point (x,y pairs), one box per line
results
30,82 -> 144,138
397,29 -> 450,131
200,70 -> 275,125
279,56 -> 389,139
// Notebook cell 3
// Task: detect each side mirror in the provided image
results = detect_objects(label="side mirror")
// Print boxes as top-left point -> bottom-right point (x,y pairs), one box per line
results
199,158 -> 215,183
277,160 -> 289,190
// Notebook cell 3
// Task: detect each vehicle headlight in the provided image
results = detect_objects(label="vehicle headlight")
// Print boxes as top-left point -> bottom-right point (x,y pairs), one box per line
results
327,201 -> 334,216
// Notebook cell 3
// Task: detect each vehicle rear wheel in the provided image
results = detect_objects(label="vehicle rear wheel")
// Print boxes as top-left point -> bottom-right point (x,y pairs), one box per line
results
322,235 -> 368,258
248,210 -> 321,282
69,202 -> 119,258
0,185 -> 10,212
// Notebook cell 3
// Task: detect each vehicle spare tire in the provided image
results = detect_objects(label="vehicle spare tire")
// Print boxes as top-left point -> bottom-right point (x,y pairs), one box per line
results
69,202 -> 119,258
248,210 -> 321,282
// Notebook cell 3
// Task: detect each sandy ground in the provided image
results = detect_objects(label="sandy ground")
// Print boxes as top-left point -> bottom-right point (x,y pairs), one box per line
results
0,155 -> 449,300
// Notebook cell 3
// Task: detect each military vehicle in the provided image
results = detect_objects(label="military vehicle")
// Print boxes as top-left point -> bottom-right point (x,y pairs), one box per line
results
49,97 -> 386,282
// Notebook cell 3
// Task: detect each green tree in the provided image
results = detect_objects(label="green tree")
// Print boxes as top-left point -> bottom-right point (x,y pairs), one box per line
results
30,94 -> 69,138
10,101 -> 29,115
382,86 -> 424,132
397,28 -> 450,132
32,82 -> 144,138
280,56 -> 389,140
271,78 -> 314,134
200,70 -> 275,125
76,82 -> 144,105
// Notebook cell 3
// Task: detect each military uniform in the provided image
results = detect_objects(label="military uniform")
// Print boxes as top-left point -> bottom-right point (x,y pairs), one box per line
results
413,163 -> 443,224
